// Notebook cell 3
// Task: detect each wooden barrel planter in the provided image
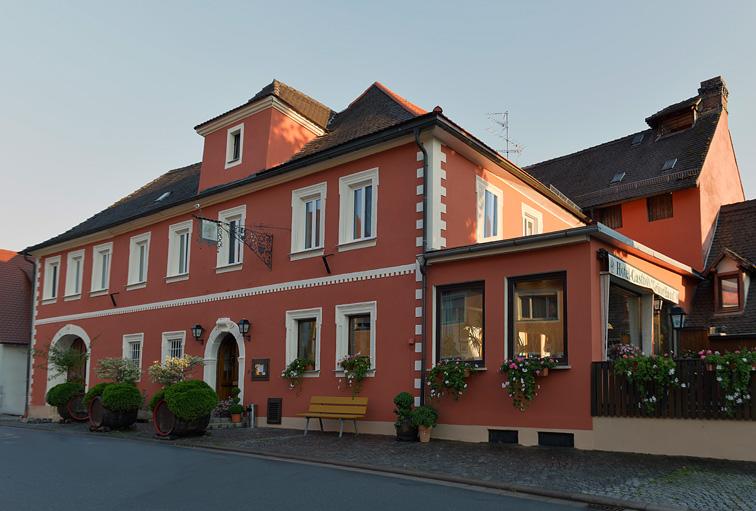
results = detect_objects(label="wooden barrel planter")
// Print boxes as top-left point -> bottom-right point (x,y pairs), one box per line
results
87,396 -> 138,430
58,393 -> 88,422
152,399 -> 211,438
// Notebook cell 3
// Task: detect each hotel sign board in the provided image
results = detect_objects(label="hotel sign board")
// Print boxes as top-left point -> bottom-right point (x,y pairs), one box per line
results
607,254 -> 679,303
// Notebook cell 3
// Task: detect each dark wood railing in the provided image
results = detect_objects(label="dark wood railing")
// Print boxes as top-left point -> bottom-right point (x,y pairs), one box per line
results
591,359 -> 755,420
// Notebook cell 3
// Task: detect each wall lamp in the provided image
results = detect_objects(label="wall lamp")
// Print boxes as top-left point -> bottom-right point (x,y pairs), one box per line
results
191,323 -> 204,344
238,319 -> 251,341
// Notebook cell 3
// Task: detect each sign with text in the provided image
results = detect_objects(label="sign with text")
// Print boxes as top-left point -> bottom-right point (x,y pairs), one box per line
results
607,254 -> 680,303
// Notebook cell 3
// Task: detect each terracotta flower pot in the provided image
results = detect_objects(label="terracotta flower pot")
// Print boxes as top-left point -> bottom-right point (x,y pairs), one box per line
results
463,368 -> 471,378
231,413 -> 242,423
418,425 -> 432,443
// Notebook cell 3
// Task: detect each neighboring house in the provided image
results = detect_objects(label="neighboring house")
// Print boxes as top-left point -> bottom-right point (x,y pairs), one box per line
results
683,199 -> 756,351
22,77 -> 752,460
0,249 -> 32,415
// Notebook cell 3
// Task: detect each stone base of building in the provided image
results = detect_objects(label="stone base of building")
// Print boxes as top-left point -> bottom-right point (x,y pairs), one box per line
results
26,405 -> 61,421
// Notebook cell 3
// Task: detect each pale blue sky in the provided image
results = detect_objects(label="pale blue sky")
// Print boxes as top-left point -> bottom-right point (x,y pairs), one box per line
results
2,1 -> 754,251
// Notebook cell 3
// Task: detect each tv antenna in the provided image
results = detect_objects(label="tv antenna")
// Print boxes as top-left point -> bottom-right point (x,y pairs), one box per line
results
487,111 -> 523,160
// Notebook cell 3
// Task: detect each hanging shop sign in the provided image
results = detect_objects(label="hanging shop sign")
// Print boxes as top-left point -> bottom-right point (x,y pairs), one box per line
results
607,254 -> 679,303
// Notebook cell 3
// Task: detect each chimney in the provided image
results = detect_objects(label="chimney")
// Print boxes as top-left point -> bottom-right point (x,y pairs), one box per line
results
698,76 -> 728,113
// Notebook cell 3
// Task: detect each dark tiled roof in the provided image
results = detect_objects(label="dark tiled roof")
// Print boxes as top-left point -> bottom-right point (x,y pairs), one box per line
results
524,111 -> 719,209
687,199 -> 756,335
196,79 -> 335,131
291,82 -> 423,160
34,163 -> 201,249
28,82 -> 425,252
645,96 -> 700,127
0,250 -> 33,345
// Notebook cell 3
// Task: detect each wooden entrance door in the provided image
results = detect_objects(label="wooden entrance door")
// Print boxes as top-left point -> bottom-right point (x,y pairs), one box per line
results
67,338 -> 86,384
216,335 -> 239,401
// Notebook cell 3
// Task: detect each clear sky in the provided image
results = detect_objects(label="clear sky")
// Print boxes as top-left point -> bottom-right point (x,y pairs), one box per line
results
1,1 -> 754,252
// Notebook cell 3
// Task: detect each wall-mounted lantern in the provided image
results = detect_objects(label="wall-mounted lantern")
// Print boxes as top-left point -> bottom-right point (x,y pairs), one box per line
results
192,323 -> 204,344
653,297 -> 664,314
238,319 -> 251,341
669,306 -> 687,356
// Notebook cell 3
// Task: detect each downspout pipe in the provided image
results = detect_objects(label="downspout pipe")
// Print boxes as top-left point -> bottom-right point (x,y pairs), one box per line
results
21,252 -> 36,418
414,128 -> 429,406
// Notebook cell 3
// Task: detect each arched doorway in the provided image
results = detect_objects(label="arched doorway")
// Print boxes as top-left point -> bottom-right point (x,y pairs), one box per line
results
67,338 -> 87,383
46,324 -> 92,393
216,334 -> 239,401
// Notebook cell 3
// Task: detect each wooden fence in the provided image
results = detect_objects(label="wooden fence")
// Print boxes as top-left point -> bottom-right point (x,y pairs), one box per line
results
591,359 -> 755,420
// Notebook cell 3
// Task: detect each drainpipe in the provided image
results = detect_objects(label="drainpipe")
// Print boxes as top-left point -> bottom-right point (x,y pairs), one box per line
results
21,253 -> 36,418
414,128 -> 429,406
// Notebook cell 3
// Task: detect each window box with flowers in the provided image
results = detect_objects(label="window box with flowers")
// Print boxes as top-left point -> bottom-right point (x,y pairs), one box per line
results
699,349 -> 755,416
612,353 -> 682,413
338,354 -> 371,396
427,358 -> 477,401
499,356 -> 557,411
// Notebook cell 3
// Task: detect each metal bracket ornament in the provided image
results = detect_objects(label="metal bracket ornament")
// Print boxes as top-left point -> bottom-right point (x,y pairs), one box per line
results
194,215 -> 273,270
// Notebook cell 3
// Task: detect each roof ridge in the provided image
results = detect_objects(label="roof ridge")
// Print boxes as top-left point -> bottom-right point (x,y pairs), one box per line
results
372,82 -> 426,116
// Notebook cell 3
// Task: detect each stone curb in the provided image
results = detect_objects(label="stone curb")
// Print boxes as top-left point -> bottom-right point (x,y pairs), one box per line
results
1,421 -> 690,511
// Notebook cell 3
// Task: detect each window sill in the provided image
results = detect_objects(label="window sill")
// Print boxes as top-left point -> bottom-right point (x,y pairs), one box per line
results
338,237 -> 377,252
165,274 -> 189,283
225,159 -> 242,170
63,293 -> 81,302
89,289 -> 109,298
290,247 -> 324,261
302,370 -> 320,378
41,297 -> 57,305
553,365 -> 571,370
216,263 -> 243,274
126,282 -> 147,291
334,369 -> 376,378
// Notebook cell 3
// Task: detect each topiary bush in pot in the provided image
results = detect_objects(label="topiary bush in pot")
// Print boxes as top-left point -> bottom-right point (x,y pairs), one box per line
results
46,381 -> 87,422
411,405 -> 438,443
393,392 -> 417,442
228,387 -> 244,423
152,380 -> 218,438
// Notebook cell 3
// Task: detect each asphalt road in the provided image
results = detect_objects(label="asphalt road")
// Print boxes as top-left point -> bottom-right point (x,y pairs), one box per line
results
0,426 -> 585,510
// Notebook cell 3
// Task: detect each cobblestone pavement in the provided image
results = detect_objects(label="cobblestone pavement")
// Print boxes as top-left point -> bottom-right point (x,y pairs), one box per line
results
4,417 -> 755,511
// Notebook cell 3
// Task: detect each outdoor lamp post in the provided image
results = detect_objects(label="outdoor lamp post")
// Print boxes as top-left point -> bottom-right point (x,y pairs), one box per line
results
237,319 -> 251,341
669,306 -> 687,356
192,324 -> 204,344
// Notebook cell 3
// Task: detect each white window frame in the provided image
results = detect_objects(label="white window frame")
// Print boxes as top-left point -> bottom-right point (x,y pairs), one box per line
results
127,232 -> 151,288
42,256 -> 61,302
338,168 -> 379,250
521,204 -> 544,236
161,331 -> 186,361
166,220 -> 192,280
122,333 -> 144,381
90,242 -> 113,294
334,301 -> 377,374
285,308 -> 322,375
476,176 -> 504,242
291,182 -> 327,259
64,250 -> 84,299
216,205 -> 246,271
224,123 -> 244,169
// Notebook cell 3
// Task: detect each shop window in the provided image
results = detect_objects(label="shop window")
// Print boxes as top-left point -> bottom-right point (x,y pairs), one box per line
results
717,273 -> 741,311
437,282 -> 484,365
509,273 -> 566,364
647,194 -> 673,221
607,285 -> 642,351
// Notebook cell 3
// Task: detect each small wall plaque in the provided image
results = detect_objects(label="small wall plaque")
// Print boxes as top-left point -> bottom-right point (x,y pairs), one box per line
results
251,358 -> 270,381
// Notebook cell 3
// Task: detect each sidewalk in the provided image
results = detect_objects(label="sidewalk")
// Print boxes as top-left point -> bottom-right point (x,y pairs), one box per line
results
3,416 -> 754,511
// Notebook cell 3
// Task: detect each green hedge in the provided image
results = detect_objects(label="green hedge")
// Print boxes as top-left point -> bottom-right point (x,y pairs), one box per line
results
163,380 -> 218,421
84,383 -> 111,407
149,389 -> 165,411
45,382 -> 84,407
101,383 -> 142,412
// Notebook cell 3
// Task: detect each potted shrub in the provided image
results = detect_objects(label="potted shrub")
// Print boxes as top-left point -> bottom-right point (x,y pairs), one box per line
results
500,356 -> 557,411
411,405 -> 438,443
228,387 -> 243,423
86,358 -> 142,430
281,357 -> 315,391
393,392 -> 417,442
38,344 -> 90,422
427,358 -> 476,400
338,354 -> 371,396
45,381 -> 86,422
151,380 -> 218,438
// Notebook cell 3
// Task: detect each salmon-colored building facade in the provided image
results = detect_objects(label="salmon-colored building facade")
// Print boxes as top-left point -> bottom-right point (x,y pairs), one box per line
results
24,77 -> 754,459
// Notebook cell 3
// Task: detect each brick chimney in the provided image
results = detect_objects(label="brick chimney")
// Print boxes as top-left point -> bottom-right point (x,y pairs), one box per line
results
698,76 -> 728,114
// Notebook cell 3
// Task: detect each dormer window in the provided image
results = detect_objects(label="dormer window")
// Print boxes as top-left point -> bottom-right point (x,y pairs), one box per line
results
716,272 -> 742,311
225,124 -> 244,169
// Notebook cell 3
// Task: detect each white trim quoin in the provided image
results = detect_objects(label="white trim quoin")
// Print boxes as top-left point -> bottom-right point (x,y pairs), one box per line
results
35,263 -> 415,326
335,301 -> 377,373
285,308 -> 322,373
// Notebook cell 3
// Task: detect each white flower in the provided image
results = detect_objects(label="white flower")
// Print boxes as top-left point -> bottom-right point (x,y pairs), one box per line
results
668,368 -> 675,375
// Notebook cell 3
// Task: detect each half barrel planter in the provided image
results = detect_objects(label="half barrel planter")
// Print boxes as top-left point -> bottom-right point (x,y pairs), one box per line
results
59,393 -> 88,422
88,396 -> 138,430
152,400 -> 211,438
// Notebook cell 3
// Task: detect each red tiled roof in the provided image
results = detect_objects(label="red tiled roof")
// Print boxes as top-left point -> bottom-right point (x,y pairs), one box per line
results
0,249 -> 32,345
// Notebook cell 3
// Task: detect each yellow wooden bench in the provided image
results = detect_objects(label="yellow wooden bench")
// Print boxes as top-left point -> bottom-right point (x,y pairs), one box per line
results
297,396 -> 368,437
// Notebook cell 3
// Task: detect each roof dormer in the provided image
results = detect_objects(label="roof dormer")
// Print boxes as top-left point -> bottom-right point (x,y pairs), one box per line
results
194,80 -> 334,192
